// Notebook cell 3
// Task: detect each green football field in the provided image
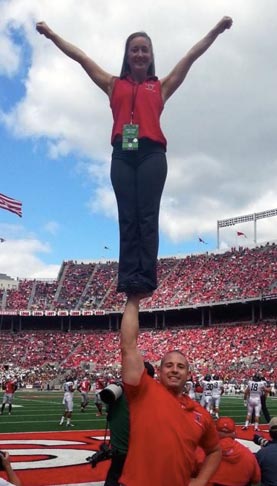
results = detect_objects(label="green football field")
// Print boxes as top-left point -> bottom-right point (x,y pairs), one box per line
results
1,391 -> 277,434
0,390 -> 107,434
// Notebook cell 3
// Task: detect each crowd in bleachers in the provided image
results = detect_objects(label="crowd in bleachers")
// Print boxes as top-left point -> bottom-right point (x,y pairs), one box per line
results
4,279 -> 34,310
30,280 -> 58,311
0,321 -> 276,386
0,243 -> 276,388
1,243 -> 276,312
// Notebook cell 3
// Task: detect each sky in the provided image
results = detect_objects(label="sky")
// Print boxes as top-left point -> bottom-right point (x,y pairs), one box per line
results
0,0 -> 277,280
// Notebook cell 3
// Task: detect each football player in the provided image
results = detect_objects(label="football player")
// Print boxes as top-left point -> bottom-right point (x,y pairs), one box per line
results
200,374 -> 213,413
77,374 -> 91,412
93,373 -> 106,416
1,376 -> 18,416
59,375 -> 75,427
185,375 -> 196,400
211,374 -> 224,418
242,373 -> 265,431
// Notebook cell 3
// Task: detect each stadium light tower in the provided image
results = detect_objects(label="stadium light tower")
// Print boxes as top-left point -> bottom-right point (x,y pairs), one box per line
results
217,208 -> 277,249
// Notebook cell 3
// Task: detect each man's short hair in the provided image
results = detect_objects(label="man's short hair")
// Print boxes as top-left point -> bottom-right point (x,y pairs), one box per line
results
160,350 -> 188,368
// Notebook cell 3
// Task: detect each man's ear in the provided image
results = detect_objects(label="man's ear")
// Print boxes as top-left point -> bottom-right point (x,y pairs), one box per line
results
157,366 -> 161,381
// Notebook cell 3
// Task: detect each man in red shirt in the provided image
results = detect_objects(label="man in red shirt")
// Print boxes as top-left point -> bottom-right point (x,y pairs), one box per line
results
1,377 -> 17,416
206,417 -> 261,486
119,295 -> 221,486
94,375 -> 106,417
77,374 -> 91,412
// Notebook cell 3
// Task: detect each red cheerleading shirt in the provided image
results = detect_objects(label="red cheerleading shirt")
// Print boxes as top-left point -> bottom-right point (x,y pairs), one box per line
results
110,76 -> 167,148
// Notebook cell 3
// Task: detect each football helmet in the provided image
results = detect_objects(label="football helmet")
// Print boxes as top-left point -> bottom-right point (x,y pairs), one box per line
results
252,373 -> 261,382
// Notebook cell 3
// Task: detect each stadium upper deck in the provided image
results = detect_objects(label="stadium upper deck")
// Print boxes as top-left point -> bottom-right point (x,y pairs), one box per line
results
0,246 -> 276,380
1,243 -> 276,314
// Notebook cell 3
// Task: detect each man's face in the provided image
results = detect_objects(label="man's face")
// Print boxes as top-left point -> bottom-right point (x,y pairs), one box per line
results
159,352 -> 189,396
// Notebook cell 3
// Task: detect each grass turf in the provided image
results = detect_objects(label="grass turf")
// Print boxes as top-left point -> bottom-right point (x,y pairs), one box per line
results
0,391 -> 277,434
0,390 -> 107,433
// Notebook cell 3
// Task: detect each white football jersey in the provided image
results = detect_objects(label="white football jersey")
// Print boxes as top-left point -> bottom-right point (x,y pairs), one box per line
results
248,380 -> 264,398
202,379 -> 213,396
63,380 -> 74,395
212,379 -> 223,397
186,380 -> 195,399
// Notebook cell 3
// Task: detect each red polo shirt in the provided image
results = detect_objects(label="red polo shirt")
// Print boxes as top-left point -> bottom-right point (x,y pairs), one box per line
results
110,76 -> 167,148
120,370 -> 219,486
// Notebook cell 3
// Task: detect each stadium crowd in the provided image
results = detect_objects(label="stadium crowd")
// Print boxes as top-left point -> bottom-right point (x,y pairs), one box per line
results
0,321 -> 276,388
1,244 -> 276,485
1,244 -> 276,312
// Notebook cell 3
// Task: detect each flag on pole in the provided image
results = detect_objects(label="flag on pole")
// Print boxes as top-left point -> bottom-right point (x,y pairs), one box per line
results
0,193 -> 22,217
237,231 -> 247,238
198,237 -> 207,244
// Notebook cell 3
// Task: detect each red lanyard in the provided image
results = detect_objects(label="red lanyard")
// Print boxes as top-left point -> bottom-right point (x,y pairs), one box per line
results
130,83 -> 139,124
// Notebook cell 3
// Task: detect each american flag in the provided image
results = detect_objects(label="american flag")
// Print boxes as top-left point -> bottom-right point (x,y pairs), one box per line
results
0,193 -> 22,217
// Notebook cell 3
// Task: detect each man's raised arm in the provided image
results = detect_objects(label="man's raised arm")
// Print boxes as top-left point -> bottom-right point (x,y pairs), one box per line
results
120,295 -> 144,385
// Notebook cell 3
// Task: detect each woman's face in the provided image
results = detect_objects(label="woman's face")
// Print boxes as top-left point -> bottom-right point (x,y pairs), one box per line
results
127,36 -> 152,79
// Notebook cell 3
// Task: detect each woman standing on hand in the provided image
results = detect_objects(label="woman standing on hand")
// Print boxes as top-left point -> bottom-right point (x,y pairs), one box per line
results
36,16 -> 232,297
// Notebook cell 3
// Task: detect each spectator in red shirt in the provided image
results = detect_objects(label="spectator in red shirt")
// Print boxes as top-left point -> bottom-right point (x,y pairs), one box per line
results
207,417 -> 261,486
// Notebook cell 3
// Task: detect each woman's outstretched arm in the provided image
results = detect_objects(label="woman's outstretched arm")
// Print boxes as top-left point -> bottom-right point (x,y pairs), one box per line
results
161,16 -> 233,103
36,21 -> 114,96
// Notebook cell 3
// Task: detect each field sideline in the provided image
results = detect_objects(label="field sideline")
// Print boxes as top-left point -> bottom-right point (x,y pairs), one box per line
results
0,392 -> 276,486
1,391 -> 277,433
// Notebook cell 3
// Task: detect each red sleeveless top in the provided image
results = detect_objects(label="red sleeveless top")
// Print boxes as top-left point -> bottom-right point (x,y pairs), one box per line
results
110,76 -> 167,148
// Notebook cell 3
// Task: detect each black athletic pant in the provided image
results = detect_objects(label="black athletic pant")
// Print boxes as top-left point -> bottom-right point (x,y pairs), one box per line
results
111,138 -> 167,294
104,451 -> 127,486
261,394 -> 271,423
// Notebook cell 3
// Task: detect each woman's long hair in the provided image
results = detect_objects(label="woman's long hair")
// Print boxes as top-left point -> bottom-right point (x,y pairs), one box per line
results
120,31 -> 156,79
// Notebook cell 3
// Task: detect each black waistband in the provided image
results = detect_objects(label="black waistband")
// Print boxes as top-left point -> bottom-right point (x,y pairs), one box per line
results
112,136 -> 165,151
